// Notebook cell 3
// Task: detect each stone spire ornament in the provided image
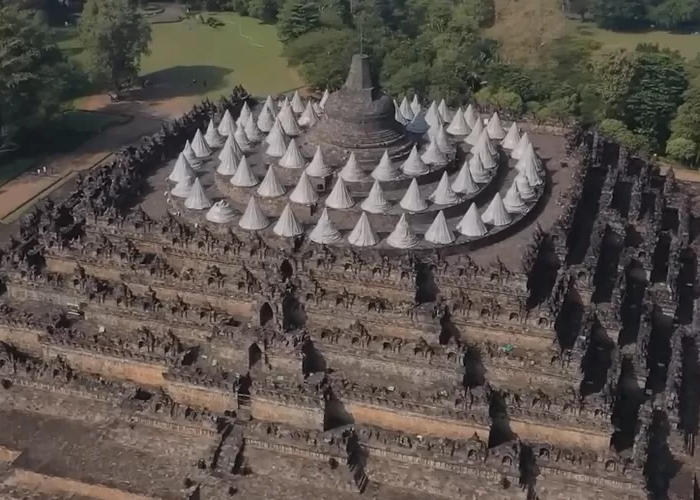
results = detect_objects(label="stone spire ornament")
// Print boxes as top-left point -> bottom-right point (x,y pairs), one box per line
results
430,172 -> 460,205
469,153 -> 491,183
325,176 -> 355,209
257,105 -> 276,133
515,172 -> 537,201
184,177 -> 212,210
361,180 -> 392,214
239,196 -> 270,231
386,213 -> 419,249
486,111 -> 506,140
169,153 -> 196,183
290,91 -> 305,114
457,203 -> 487,237
401,145 -> 429,176
501,122 -> 521,150
424,210 -> 455,245
191,129 -> 212,158
464,118 -> 484,147
339,152 -> 368,182
503,181 -> 528,214
399,96 -> 414,121
348,212 -> 378,247
218,109 -> 235,136
482,192 -> 511,227
278,104 -> 303,136
309,208 -> 342,244
273,203 -> 303,237
265,126 -> 289,158
305,146 -> 333,178
230,156 -> 259,187
371,150 -> 401,181
278,138 -> 307,169
289,171 -> 319,205
299,101 -> 319,128
206,200 -> 235,224
204,119 -> 225,148
464,104 -> 479,129
421,137 -> 447,166
452,160 -> 479,195
399,178 -> 428,212
171,176 -> 194,198
446,106 -> 470,136
257,166 -> 286,198
410,95 -> 421,116
511,132 -> 532,160
438,99 -> 450,122
319,89 -> 330,110
244,113 -> 265,142
183,140 -> 203,169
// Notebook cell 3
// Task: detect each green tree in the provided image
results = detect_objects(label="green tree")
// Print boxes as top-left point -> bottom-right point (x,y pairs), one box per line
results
79,0 -> 152,90
591,49 -> 636,118
592,0 -> 648,30
248,0 -> 281,21
492,89 -> 523,117
277,0 -> 320,41
670,84 -> 700,144
647,0 -> 700,29
0,6 -> 70,151
284,28 -> 355,89
666,137 -> 698,165
599,118 -> 649,151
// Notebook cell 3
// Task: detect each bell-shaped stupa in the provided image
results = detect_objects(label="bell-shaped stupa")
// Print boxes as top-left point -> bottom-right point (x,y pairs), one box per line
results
273,204 -> 304,237
424,210 -> 455,245
386,213 -> 419,249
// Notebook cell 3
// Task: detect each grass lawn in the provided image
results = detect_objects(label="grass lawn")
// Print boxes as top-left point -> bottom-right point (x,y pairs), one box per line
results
0,110 -> 130,187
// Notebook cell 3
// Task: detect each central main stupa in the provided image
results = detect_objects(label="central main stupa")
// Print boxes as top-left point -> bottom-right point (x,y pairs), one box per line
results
303,54 -> 414,167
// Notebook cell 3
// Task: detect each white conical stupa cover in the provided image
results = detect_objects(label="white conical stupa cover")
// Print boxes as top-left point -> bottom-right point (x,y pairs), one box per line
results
274,204 -> 303,237
280,96 -> 291,112
265,127 -> 288,157
447,107 -> 470,136
469,154 -> 491,183
452,160 -> 479,195
465,118 -> 484,146
278,138 -> 307,169
434,125 -> 451,154
387,213 -> 419,249
291,91 -> 305,114
257,166 -> 286,198
239,197 -> 269,231
486,112 -> 506,140
265,119 -> 288,146
216,144 -> 238,176
458,203 -> 487,237
394,100 -> 408,125
361,180 -> 392,213
206,200 -> 235,223
406,112 -> 429,135
183,140 -> 202,169
234,125 -> 253,152
348,212 -> 377,247
502,122 -> 521,150
424,101 -> 441,129
218,109 -> 235,136
319,89 -> 330,109
402,145 -> 429,176
313,101 -> 323,115
191,129 -> 211,157
299,101 -> 319,127
372,150 -> 401,181
482,192 -> 511,226
169,153 -> 196,183
290,171 -> 319,205
244,113 -> 264,141
310,208 -> 342,244
230,156 -> 258,187
184,177 -> 212,210
219,134 -> 243,164
516,142 -> 543,172
278,105 -> 303,136
515,145 -> 543,185
503,181 -> 528,213
438,99 -> 450,122
205,119 -> 225,148
263,95 -> 276,115
410,95 -> 421,116
399,96 -> 414,121
475,131 -> 498,170
511,132 -> 531,160
239,102 -> 252,125
421,137 -> 447,165
430,172 -> 460,205
464,104 -> 479,129
516,173 -> 537,201
325,176 -> 354,209
339,153 -> 367,182
171,176 -> 194,198
424,210 -> 455,245
306,146 -> 332,177
257,105 -> 275,133
400,179 -> 428,212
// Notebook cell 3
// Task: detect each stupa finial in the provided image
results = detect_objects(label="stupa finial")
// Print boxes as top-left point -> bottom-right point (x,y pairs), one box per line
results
344,54 -> 372,91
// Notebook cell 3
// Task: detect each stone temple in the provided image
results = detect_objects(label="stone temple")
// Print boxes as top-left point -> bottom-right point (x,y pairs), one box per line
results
0,54 -> 698,500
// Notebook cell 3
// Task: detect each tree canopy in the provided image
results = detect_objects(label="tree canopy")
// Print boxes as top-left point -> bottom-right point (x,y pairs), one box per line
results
78,0 -> 152,89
